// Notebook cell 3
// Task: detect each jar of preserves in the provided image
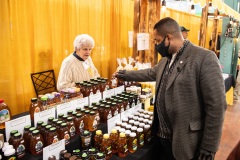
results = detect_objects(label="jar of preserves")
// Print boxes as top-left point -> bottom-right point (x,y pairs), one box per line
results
29,98 -> 42,121
80,130 -> 92,150
91,82 -> 98,94
103,105 -> 112,123
100,134 -> 112,160
74,113 -> 84,135
44,125 -> 52,146
30,130 -> 44,155
8,130 -> 18,145
109,129 -> 118,154
0,99 -> 12,129
40,123 -> 47,138
62,115 -> 68,123
94,130 -> 103,150
12,133 -> 25,158
58,123 -> 70,145
23,125 -> 31,152
128,132 -> 137,153
47,127 -> 59,145
118,132 -> 128,158
66,117 -> 76,137
144,124 -> 151,144
56,121 -> 62,132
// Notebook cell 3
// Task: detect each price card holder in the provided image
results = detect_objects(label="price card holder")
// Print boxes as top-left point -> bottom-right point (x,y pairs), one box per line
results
114,86 -> 125,95
56,102 -> 74,116
43,139 -> 65,160
5,115 -> 31,141
70,97 -> 88,110
89,93 -> 101,105
107,114 -> 121,134
34,108 -> 56,127
102,89 -> 115,100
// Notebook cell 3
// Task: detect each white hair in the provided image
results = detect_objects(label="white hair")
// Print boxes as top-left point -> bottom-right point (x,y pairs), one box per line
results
73,34 -> 95,51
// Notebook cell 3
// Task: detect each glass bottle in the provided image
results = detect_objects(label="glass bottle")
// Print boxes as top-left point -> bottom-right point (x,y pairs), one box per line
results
12,133 -> 25,158
40,96 -> 48,110
30,130 -> 44,155
94,130 -> 103,151
0,99 -> 12,129
89,111 -> 97,131
117,132 -> 128,158
74,113 -> 84,135
8,130 -> 18,145
128,132 -> 137,153
109,129 -> 118,154
100,134 -> 112,160
136,128 -> 144,147
58,123 -> 70,145
48,117 -> 54,125
103,105 -> 112,123
110,102 -> 118,116
92,107 -> 100,126
83,110 -> 90,130
80,130 -> 92,150
29,98 -> 42,121
99,104 -> 105,123
23,125 -> 31,152
47,127 -> 59,145
66,117 -> 76,137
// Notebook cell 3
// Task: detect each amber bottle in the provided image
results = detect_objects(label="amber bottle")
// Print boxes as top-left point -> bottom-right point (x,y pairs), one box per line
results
94,130 -> 103,150
100,134 -> 112,160
128,132 -> 137,153
0,99 -> 12,129
66,117 -> 76,137
58,123 -> 70,145
29,98 -> 41,121
12,133 -> 25,158
30,130 -> 44,155
23,125 -> 31,152
118,132 -> 128,158
109,129 -> 118,154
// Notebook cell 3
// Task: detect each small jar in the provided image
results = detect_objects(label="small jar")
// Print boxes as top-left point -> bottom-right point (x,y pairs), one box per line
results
83,110 -> 90,130
80,130 -> 92,150
9,130 -> 18,145
103,105 -> 112,123
89,111 -> 97,131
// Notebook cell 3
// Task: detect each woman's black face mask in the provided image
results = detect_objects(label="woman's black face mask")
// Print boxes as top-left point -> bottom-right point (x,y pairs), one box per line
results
155,36 -> 171,58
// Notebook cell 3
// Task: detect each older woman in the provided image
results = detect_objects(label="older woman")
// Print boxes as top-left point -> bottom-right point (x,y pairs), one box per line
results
57,34 -> 100,91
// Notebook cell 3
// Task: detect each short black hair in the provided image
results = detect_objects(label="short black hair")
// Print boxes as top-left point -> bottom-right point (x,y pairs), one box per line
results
154,17 -> 181,36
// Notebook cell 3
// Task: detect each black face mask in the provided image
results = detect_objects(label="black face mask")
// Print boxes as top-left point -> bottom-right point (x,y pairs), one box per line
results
155,36 -> 171,58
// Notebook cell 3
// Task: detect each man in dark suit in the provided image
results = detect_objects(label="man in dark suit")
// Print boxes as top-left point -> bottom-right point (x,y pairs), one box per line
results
116,17 -> 226,159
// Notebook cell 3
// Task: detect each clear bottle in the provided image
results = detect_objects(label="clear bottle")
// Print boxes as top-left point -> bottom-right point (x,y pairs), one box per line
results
128,132 -> 137,153
100,134 -> 112,160
94,130 -> 103,151
0,99 -> 12,129
117,132 -> 128,158
29,98 -> 42,121
109,129 -> 118,154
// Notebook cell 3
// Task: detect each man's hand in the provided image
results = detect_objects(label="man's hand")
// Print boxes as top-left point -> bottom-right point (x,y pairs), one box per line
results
198,148 -> 215,160
115,70 -> 126,81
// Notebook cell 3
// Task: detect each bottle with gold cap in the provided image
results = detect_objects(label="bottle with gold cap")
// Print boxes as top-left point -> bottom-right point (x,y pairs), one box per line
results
100,134 -> 112,160
109,129 -> 118,154
118,132 -> 128,158
94,130 -> 103,150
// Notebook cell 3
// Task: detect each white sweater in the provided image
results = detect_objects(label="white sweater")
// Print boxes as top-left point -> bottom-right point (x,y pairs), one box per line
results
57,54 -> 100,91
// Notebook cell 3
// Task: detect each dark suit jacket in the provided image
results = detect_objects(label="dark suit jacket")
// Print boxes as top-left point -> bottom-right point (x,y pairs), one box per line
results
124,42 -> 226,159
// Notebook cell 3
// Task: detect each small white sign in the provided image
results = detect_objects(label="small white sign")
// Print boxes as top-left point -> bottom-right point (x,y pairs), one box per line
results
128,31 -> 134,48
56,102 -> 73,116
114,86 -> 125,95
34,108 -> 56,127
5,115 -> 31,141
137,33 -> 149,51
70,97 -> 88,110
107,114 -> 121,134
89,93 -> 102,105
102,89 -> 115,100
43,139 -> 65,160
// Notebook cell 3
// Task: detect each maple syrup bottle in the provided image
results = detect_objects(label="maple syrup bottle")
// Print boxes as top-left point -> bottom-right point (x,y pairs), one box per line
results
23,125 -> 31,152
94,130 -> 103,150
118,132 -> 128,158
109,129 -> 118,154
100,134 -> 112,160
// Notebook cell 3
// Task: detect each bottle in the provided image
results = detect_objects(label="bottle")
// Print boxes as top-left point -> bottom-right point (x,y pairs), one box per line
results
36,121 -> 44,131
100,134 -> 112,160
92,107 -> 100,126
30,130 -> 44,155
29,98 -> 41,121
128,132 -> 137,153
40,96 -> 48,110
109,129 -> 118,154
0,99 -> 11,129
103,105 -> 112,123
74,113 -> 84,135
80,130 -> 92,150
8,130 -> 18,145
88,111 -> 97,131
118,132 -> 128,158
47,127 -> 59,146
48,117 -> 54,125
58,123 -> 70,145
12,133 -> 25,158
66,117 -> 76,137
23,125 -> 31,152
58,113 -> 64,121
94,130 -> 103,150
136,128 -> 144,147
83,110 -> 90,130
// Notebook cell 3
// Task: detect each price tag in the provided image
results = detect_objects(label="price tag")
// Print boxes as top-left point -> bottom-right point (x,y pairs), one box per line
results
114,86 -> 125,95
43,139 -> 65,160
102,89 -> 115,100
5,115 -> 31,141
107,114 -> 121,134
56,102 -> 73,116
89,93 -> 101,105
70,97 -> 88,110
34,108 -> 56,127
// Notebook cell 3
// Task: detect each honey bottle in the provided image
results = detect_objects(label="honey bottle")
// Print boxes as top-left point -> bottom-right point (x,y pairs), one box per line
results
117,132 -> 128,158
23,125 -> 31,152
103,105 -> 112,123
58,123 -> 70,145
92,107 -> 100,126
47,127 -> 59,145
74,113 -> 84,135
100,134 -> 112,160
128,132 -> 137,153
144,124 -> 151,144
8,130 -> 18,145
12,133 -> 25,158
109,129 -> 118,154
136,128 -> 144,147
29,98 -> 42,121
94,130 -> 103,150
0,99 -> 12,129
89,111 -> 97,131
30,130 -> 44,155
66,117 -> 76,137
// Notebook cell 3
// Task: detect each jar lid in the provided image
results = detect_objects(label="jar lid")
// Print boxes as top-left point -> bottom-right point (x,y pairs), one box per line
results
118,100 -> 123,103
29,127 -> 36,132
144,124 -> 150,129
53,119 -> 58,123
81,152 -> 89,158
96,130 -> 102,135
73,149 -> 81,153
88,147 -> 97,153
119,132 -> 126,137
4,148 -> 15,156
37,121 -> 44,125
111,102 -> 117,105
48,117 -> 54,121
103,134 -> 109,139
0,99 -> 4,103
58,113 -> 64,117
119,128 -> 125,133
10,130 -> 18,136
67,110 -> 73,114
14,133 -> 21,138
105,105 -> 110,108
84,110 -> 90,114
90,111 -> 95,115
100,104 -> 105,108
32,130 -> 40,135
41,123 -> 47,127
76,113 -> 82,117
41,96 -> 48,101
31,98 -> 38,102
45,125 -> 52,129
130,132 -> 136,137
76,107 -> 81,111
92,107 -> 98,111
82,130 -> 90,136
50,127 -> 56,132
125,130 -> 131,135
24,125 -> 31,131
131,126 -> 137,130
61,123 -> 67,127
137,128 -> 143,132
67,117 -> 73,121
111,129 -> 117,134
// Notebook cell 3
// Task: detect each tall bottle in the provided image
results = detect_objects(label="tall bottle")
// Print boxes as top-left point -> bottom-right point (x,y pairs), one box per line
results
0,99 -> 12,129
94,130 -> 103,150
109,129 -> 118,154
118,132 -> 128,158
29,98 -> 41,121
100,134 -> 112,160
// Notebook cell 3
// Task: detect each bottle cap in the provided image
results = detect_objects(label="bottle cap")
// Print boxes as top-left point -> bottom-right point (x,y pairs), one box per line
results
111,129 -> 117,134
120,132 -> 126,137
137,128 -> 143,132
103,134 -> 109,139
96,130 -> 102,135
130,132 -> 136,137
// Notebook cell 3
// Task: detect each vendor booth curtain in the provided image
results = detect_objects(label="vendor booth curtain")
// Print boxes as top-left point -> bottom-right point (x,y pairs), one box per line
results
0,0 -> 222,115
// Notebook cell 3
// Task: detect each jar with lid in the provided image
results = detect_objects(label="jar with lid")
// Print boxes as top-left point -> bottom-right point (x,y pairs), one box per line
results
95,152 -> 106,160
40,96 -> 48,110
29,98 -> 42,121
100,134 -> 112,160
0,99 -> 12,129
143,124 -> 151,144
58,123 -> 70,145
91,82 -> 98,94
4,148 -> 17,160
136,128 -> 144,147
139,123 -> 145,129
48,117 -> 54,125
8,130 -> 18,145
118,132 -> 128,158
109,129 -> 118,154
47,127 -> 59,145
79,82 -> 85,94
86,84 -> 93,97
94,130 -> 103,150
83,110 -> 90,130
99,104 -> 105,123
129,120 -> 135,126
28,127 -> 36,145
66,117 -> 76,137
103,105 -> 112,123
12,133 -> 25,158
30,130 -> 44,155
75,88 -> 83,98
81,108 -> 86,117
88,147 -> 97,160
23,125 -> 31,152
110,102 -> 118,117
84,104 -> 89,110
47,94 -> 55,106
36,121 -> 44,131
88,111 -> 97,131
74,113 -> 84,135
67,110 -> 73,117
80,130 -> 92,150
88,105 -> 93,111
138,117 -> 144,123
128,132 -> 137,153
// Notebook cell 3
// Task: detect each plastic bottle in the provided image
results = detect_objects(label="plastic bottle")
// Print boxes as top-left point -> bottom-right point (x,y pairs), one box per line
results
109,129 -> 118,154
0,99 -> 12,129
118,132 -> 128,158
94,130 -> 103,151
29,98 -> 42,121
100,134 -> 112,160
128,132 -> 137,153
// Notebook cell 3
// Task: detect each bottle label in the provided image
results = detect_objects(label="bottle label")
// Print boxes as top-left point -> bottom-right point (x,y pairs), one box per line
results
35,140 -> 43,153
140,134 -> 144,146
124,144 -> 128,153
64,131 -> 70,144
107,146 -> 112,154
133,139 -> 137,150
16,144 -> 25,157
70,126 -> 76,136
83,137 -> 91,146
93,117 -> 98,129
126,104 -> 130,110
0,109 -> 10,123
34,107 -> 40,113
52,136 -> 59,144
107,113 -> 112,119
79,120 -> 84,132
